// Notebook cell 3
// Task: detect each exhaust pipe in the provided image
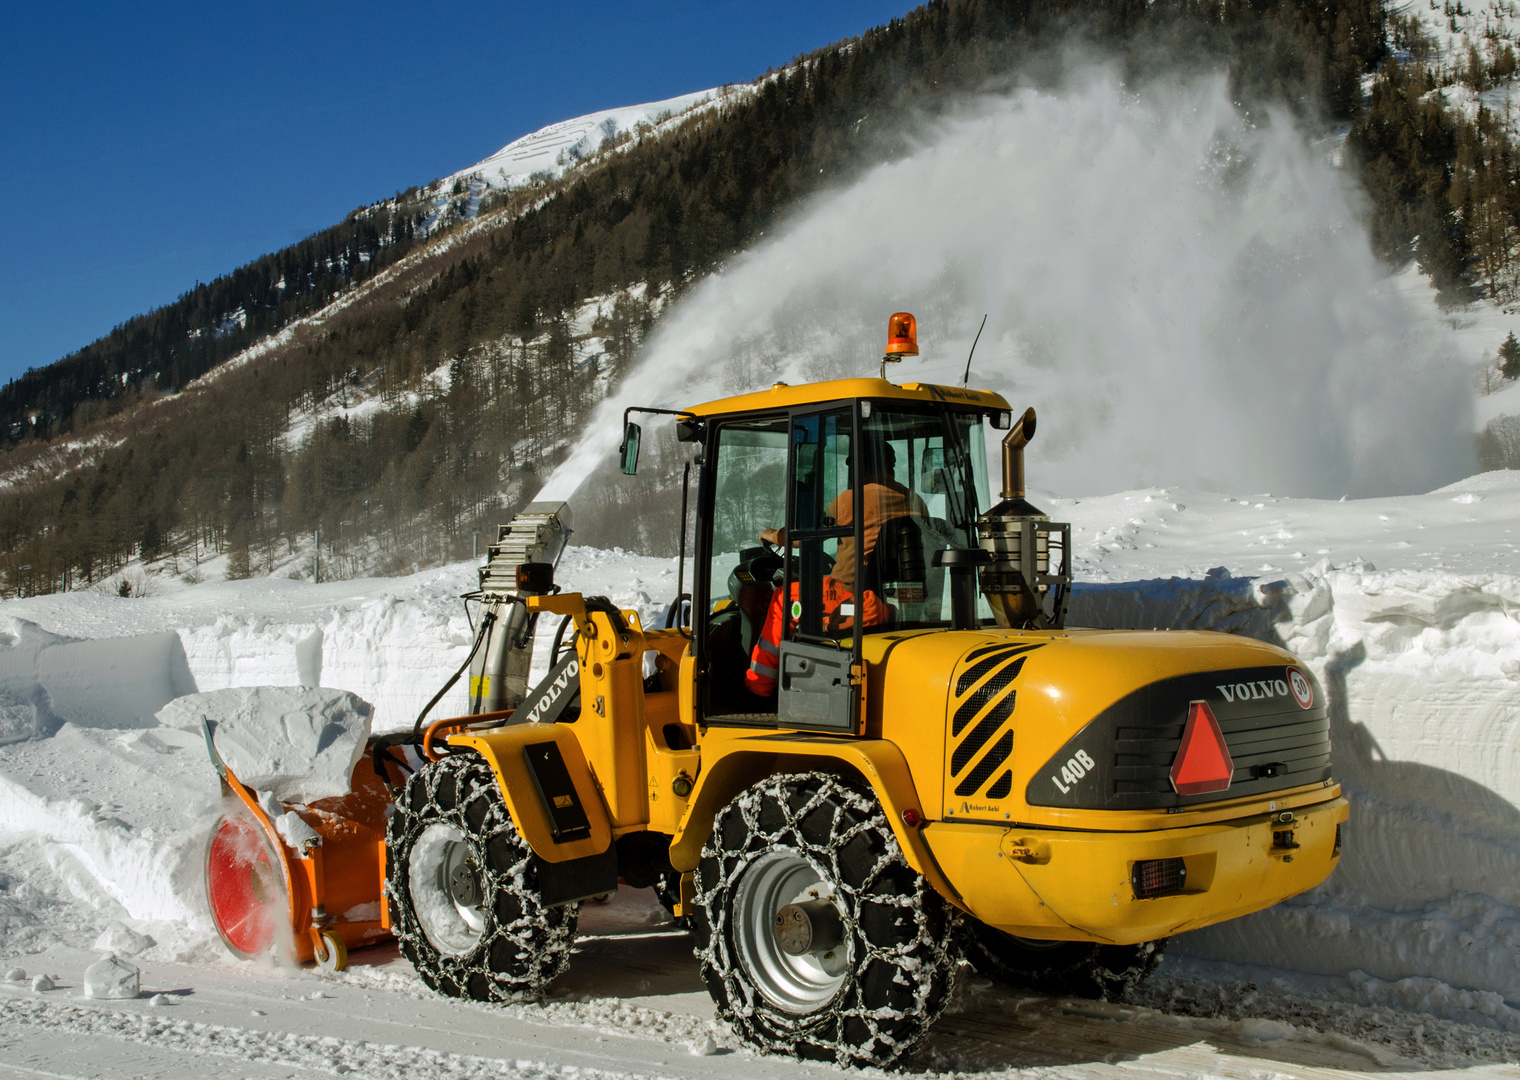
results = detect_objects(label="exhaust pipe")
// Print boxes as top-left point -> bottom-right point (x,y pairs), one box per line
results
1000,407 -> 1036,500
978,406 -> 1071,630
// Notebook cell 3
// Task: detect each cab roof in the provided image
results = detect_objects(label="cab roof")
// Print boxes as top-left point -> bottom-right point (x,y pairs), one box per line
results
683,377 -> 1012,419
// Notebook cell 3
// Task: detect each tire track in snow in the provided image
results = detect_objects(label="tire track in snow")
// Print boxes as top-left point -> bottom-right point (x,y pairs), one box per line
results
0,997 -> 654,1080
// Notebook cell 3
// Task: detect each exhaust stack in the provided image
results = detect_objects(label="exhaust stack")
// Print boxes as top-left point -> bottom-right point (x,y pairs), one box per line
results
978,407 -> 1072,629
1000,407 -> 1035,501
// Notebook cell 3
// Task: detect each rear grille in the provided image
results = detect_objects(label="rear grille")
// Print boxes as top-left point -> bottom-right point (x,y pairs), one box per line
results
1113,713 -> 1329,797
1132,857 -> 1187,899
1028,664 -> 1332,810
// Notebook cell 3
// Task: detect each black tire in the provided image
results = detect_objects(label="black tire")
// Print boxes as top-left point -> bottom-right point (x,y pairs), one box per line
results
692,772 -> 958,1068
385,753 -> 577,1001
963,921 -> 1165,1000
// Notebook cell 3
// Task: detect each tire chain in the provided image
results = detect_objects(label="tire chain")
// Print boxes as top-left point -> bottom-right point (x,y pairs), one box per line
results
385,754 -> 577,1001
692,771 -> 958,1067
964,924 -> 1166,1001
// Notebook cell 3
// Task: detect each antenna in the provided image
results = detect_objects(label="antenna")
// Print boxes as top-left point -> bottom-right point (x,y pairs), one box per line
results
961,314 -> 987,387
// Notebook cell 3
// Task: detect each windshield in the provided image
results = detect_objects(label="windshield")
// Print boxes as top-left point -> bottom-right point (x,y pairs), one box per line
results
851,406 -> 991,631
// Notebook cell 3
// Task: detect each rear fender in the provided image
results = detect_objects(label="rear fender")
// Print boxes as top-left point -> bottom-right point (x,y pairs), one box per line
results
669,736 -> 965,911
447,725 -> 612,863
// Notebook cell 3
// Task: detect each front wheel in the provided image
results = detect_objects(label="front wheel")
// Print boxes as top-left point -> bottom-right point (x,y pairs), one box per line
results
386,754 -> 577,1001
963,921 -> 1166,1000
692,773 -> 958,1067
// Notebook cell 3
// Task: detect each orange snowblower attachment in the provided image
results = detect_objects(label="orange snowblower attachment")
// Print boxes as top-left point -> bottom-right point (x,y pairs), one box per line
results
202,722 -> 399,970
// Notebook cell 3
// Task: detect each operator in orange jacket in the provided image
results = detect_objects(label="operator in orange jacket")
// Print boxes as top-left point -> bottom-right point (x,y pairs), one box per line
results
747,442 -> 926,695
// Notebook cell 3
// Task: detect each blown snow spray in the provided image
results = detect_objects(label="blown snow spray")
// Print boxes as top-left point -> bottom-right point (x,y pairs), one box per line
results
539,68 -> 1472,506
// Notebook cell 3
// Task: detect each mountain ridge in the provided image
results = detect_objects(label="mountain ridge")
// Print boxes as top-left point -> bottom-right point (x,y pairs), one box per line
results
6,0 -> 1510,598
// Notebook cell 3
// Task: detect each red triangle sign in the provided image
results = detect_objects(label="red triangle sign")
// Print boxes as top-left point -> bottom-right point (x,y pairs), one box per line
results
1171,700 -> 1234,795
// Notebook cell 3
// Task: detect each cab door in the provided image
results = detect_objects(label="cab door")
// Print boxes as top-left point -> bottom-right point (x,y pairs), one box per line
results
778,405 -> 863,733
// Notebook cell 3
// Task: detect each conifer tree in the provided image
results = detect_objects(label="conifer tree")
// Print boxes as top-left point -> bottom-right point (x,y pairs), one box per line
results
1500,331 -> 1520,380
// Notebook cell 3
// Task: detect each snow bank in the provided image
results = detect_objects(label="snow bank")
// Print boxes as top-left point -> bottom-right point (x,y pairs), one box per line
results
156,686 -> 372,803
0,619 -> 195,733
1074,558 -> 1520,1015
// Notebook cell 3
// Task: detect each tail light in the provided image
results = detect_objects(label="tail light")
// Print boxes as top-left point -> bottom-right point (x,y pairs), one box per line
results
1132,857 -> 1187,899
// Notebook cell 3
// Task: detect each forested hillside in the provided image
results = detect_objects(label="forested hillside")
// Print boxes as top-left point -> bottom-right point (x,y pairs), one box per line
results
2,0 -> 1512,596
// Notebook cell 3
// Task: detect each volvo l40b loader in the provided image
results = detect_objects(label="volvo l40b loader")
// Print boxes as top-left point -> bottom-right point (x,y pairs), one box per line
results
373,313 -> 1346,1067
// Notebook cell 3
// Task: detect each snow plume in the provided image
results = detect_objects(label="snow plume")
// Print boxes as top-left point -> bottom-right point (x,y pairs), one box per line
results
541,69 -> 1474,504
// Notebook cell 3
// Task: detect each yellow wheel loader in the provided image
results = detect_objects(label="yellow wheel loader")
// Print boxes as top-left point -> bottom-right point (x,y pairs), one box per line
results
378,314 -> 1347,1067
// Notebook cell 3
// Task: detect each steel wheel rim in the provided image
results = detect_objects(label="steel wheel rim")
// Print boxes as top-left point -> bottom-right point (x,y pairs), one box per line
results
409,823 -> 486,956
732,850 -> 849,1014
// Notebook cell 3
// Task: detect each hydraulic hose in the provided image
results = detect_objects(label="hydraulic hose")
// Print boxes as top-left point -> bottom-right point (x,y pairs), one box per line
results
549,612 -> 575,666
412,608 -> 495,740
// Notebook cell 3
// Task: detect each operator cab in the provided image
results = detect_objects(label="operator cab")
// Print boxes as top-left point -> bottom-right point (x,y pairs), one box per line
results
692,391 -> 1001,728
617,314 -> 1056,732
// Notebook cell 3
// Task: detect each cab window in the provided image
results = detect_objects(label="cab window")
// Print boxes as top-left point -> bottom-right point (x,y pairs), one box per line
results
853,407 -> 991,630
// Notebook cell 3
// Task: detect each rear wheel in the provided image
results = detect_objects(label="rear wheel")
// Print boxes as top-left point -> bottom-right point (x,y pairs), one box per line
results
692,773 -> 958,1068
386,754 -> 577,1001
963,922 -> 1165,1000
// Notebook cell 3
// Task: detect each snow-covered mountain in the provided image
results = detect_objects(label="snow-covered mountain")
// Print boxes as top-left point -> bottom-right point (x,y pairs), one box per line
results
415,87 -> 738,232
448,88 -> 723,192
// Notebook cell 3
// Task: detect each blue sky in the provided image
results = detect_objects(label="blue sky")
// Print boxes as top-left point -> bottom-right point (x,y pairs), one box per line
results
0,1 -> 912,384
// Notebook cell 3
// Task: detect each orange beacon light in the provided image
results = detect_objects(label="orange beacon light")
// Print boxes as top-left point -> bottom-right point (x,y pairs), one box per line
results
885,312 -> 918,357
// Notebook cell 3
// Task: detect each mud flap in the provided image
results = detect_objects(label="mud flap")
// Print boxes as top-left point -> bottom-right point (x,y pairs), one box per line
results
533,847 -> 618,907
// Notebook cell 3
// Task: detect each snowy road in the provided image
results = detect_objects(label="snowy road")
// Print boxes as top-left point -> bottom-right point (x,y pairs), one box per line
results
3,890 -> 1519,1080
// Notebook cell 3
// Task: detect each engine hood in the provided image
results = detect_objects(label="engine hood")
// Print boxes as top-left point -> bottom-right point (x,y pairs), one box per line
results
868,627 -> 1325,826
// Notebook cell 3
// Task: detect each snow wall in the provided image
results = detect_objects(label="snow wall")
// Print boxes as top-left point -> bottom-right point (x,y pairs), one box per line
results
3,557 -> 1519,1015
1071,566 -> 1520,1016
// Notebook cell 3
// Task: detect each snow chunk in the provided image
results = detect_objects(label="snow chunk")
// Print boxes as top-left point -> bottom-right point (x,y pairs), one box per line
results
341,901 -> 380,922
93,920 -> 153,956
273,807 -> 322,851
4,966 -> 24,981
30,974 -> 53,992
689,1034 -> 719,1056
0,687 -> 45,745
83,954 -> 139,999
157,686 -> 372,802
148,993 -> 169,1006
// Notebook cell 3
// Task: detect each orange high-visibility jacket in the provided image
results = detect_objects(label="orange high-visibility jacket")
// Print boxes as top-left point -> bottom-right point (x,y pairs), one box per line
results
746,579 -> 887,696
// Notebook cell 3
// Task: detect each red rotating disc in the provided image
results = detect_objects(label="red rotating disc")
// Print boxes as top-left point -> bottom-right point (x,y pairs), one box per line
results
205,815 -> 282,958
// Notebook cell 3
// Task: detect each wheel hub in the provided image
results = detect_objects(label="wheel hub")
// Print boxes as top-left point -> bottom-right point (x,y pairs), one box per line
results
773,899 -> 843,957
733,851 -> 850,1014
409,823 -> 488,956
448,861 -> 482,908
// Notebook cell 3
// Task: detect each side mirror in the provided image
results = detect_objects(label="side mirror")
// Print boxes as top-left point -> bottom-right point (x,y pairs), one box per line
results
619,421 -> 642,475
